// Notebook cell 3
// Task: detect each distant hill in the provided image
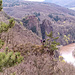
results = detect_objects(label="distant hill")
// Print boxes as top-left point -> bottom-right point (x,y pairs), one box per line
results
3,0 -> 19,2
3,1 -> 75,18
64,1 -> 75,10
3,0 -> 75,10
44,0 -> 75,10
44,0 -> 75,6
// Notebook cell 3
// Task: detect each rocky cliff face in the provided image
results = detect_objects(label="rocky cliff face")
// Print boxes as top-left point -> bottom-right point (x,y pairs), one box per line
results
22,14 -> 75,45
40,19 -> 53,39
22,16 -> 41,37
22,16 -> 53,39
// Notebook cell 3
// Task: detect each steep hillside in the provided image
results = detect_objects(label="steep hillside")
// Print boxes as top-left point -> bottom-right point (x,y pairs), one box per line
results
0,7 -> 75,75
0,11 -> 10,23
0,11 -> 41,50
1,2 -> 75,75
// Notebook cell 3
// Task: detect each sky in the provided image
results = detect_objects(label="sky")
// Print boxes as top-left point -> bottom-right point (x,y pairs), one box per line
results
24,0 -> 45,2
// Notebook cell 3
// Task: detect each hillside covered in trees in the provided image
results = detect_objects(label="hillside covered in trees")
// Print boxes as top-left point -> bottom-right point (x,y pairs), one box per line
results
3,1 -> 75,45
0,0 -> 75,75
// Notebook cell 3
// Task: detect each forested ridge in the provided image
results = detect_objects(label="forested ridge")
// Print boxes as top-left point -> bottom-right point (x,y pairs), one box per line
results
0,0 -> 75,75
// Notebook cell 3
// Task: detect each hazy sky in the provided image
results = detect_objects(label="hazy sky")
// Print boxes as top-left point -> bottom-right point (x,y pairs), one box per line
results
25,0 -> 45,2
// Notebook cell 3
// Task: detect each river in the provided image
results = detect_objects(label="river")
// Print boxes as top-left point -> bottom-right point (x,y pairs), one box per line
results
59,43 -> 75,66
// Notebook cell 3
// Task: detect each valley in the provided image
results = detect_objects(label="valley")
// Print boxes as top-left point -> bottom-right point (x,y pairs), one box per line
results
3,1 -> 75,45
0,0 -> 75,75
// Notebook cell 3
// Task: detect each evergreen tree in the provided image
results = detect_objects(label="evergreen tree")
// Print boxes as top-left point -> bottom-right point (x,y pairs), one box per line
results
0,49 -> 24,72
9,18 -> 15,28
45,31 -> 60,55
0,22 -> 8,33
0,39 -> 4,49
0,18 -> 15,33
0,17 -> 23,72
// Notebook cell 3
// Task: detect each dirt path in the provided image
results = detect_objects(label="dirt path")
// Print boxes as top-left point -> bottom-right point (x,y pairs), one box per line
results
59,43 -> 75,66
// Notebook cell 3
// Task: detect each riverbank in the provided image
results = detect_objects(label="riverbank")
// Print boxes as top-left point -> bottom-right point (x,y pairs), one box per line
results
59,43 -> 75,66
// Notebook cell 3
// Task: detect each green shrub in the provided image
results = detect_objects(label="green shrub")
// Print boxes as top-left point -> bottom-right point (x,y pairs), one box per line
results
0,22 -> 9,33
45,31 -> 60,55
9,18 -> 15,28
63,34 -> 70,44
0,50 -> 23,72
0,39 -> 4,49
0,18 -> 15,33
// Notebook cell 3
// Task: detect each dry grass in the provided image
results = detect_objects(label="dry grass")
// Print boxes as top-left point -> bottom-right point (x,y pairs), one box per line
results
0,4 -> 75,75
0,24 -> 41,51
55,61 -> 75,75
0,43 -> 75,75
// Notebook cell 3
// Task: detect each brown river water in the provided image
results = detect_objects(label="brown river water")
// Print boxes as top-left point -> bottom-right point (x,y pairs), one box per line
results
59,43 -> 75,66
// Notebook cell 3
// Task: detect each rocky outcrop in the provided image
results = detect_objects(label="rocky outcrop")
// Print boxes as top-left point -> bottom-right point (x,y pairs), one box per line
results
22,16 -> 53,39
40,19 -> 53,39
22,16 -> 41,37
